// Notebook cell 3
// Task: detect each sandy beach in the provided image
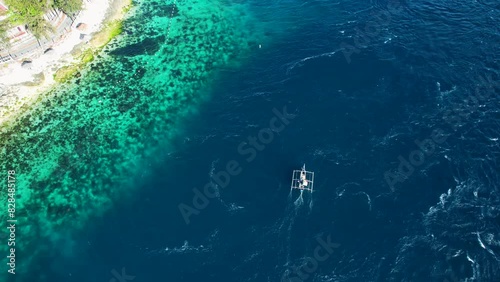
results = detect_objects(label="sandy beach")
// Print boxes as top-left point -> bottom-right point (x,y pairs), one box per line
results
0,0 -> 130,126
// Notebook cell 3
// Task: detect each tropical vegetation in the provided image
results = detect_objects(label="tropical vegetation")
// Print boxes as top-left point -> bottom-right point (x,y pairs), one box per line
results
1,0 -> 82,42
0,20 -> 9,48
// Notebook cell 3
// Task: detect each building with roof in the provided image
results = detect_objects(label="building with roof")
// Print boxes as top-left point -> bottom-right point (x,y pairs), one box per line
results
0,1 -> 75,63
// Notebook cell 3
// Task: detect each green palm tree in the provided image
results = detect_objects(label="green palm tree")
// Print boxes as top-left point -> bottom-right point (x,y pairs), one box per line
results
0,21 -> 10,49
54,0 -> 82,19
3,0 -> 82,42
5,0 -> 56,41
26,15 -> 54,41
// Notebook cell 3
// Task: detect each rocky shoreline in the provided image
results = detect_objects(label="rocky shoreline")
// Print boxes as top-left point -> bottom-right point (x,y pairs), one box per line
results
0,0 -> 131,127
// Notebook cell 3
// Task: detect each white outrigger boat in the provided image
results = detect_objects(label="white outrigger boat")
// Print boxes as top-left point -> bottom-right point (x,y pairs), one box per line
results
291,164 -> 314,192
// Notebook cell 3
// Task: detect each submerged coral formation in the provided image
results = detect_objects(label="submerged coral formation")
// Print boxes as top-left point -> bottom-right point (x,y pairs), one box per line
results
0,0 -> 263,279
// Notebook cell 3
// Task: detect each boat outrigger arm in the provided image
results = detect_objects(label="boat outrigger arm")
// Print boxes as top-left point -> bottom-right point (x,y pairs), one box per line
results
291,164 -> 314,192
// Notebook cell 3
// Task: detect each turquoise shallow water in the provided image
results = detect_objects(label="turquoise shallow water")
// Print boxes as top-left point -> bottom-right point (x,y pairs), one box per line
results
1,0 -> 499,281
0,0 -> 270,279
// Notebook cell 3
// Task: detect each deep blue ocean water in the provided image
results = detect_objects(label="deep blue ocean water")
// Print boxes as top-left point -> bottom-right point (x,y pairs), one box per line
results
32,0 -> 499,281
